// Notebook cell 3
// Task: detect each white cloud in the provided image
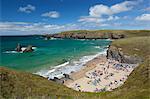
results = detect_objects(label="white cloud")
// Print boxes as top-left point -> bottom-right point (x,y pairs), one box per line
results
79,1 -> 137,24
107,16 -> 120,21
0,22 -> 64,32
0,20 -> 149,35
0,21 -> 111,35
78,15 -> 120,23
0,22 -> 83,35
18,5 -> 35,13
41,11 -> 60,18
89,4 -> 112,17
136,14 -> 150,21
78,16 -> 105,23
89,1 -> 136,17
110,1 -> 135,14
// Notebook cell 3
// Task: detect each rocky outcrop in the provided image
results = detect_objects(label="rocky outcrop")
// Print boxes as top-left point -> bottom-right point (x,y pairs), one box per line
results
15,44 -> 34,53
110,33 -> 125,39
63,74 -> 71,79
107,46 -> 142,64
50,74 -> 72,84
43,32 -> 125,40
50,77 -> 64,84
15,43 -> 22,52
23,45 -> 34,53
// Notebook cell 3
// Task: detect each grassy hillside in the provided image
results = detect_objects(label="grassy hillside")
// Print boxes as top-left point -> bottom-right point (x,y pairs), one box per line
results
0,31 -> 150,99
0,67 -> 83,99
112,37 -> 150,59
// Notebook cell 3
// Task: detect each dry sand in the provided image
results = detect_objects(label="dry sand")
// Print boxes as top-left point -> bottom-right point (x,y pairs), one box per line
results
64,55 -> 137,92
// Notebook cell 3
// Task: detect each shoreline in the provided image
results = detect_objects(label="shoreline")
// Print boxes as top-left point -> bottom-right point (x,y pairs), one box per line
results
63,55 -> 106,85
34,46 -> 139,92
35,49 -> 108,80
63,55 -> 138,92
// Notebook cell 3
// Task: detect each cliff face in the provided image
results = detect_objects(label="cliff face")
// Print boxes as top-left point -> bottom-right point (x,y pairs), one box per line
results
44,32 -> 125,39
107,45 -> 142,64
43,30 -> 150,40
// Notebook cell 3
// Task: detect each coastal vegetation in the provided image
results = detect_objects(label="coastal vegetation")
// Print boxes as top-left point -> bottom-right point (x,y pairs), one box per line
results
59,30 -> 150,38
0,30 -> 150,99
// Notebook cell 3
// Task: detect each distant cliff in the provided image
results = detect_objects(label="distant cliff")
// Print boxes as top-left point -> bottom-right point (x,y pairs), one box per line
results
44,30 -> 126,39
43,30 -> 150,40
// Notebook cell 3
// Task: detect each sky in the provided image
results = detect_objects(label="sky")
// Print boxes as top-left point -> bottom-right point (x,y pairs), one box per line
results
0,0 -> 150,35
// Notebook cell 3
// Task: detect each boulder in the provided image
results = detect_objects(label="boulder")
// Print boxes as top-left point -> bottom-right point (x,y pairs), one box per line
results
50,77 -> 64,84
15,43 -> 22,52
63,74 -> 70,79
23,45 -> 34,53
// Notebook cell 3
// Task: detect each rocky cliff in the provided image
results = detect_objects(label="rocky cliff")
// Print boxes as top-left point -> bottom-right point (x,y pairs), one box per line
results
107,45 -> 142,64
44,32 -> 125,40
43,30 -> 150,40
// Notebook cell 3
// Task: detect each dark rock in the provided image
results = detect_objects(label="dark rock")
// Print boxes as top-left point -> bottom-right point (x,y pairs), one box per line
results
23,45 -> 34,53
107,46 -> 142,64
111,34 -> 125,39
63,74 -> 70,79
50,77 -> 64,84
15,43 -> 22,52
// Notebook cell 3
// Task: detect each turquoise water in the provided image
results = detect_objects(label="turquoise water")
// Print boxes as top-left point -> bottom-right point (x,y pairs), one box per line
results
0,36 -> 111,74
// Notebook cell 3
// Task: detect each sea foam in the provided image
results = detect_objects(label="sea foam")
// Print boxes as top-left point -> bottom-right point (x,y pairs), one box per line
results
3,47 -> 37,54
35,49 -> 107,79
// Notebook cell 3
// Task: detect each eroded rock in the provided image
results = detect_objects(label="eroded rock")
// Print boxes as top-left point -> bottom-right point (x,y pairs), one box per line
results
15,43 -> 22,52
107,46 -> 142,64
23,45 -> 34,53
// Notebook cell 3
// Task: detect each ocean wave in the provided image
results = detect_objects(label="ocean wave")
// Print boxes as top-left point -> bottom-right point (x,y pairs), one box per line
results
34,49 -> 107,79
94,46 -> 101,49
3,51 -> 23,54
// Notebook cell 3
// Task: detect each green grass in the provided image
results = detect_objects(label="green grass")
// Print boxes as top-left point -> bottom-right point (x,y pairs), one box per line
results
0,31 -> 150,99
59,30 -> 150,38
112,37 -> 150,59
0,67 -> 84,99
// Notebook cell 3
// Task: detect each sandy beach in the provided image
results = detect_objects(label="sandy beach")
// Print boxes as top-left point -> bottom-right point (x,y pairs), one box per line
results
64,55 -> 138,92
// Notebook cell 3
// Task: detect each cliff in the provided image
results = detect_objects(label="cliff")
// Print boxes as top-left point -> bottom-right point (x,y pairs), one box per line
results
107,45 -> 142,64
43,30 -> 150,40
47,32 -> 125,39
107,37 -> 150,64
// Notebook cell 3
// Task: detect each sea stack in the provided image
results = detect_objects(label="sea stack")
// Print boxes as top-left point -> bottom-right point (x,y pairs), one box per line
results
15,43 -> 22,52
23,45 -> 34,52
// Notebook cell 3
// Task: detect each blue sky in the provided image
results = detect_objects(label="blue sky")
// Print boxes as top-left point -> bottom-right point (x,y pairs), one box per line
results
0,0 -> 150,35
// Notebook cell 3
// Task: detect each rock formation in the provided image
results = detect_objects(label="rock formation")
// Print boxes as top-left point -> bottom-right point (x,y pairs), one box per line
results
110,33 -> 125,39
50,74 -> 72,84
50,77 -> 64,84
15,43 -> 22,52
23,45 -> 34,53
43,32 -> 125,40
63,74 -> 71,79
107,45 -> 142,64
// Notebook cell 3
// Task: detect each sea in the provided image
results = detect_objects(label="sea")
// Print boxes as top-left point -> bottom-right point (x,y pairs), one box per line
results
0,35 -> 111,79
